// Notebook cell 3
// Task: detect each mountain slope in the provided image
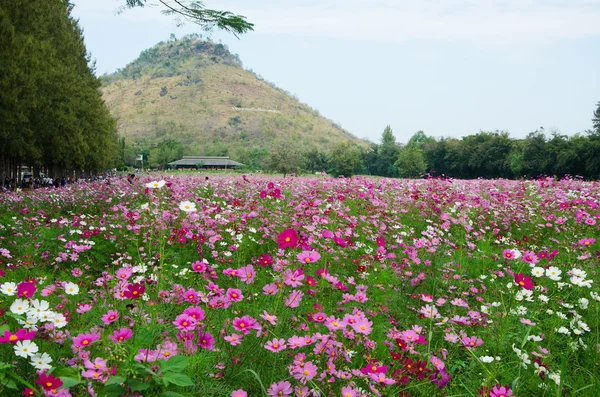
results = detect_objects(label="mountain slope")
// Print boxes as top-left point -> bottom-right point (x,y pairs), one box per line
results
100,35 -> 365,166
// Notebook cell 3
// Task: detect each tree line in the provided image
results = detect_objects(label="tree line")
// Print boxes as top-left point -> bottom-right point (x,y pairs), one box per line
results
0,0 -> 118,181
269,103 -> 600,179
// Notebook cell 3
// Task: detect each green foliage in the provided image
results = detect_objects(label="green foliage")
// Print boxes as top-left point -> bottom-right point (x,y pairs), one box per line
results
328,142 -> 362,177
264,140 -> 305,176
593,101 -> 600,132
395,147 -> 427,178
0,0 -> 118,177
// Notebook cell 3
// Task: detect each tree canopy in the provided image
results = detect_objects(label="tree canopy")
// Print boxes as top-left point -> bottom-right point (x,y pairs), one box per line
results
0,0 -> 118,179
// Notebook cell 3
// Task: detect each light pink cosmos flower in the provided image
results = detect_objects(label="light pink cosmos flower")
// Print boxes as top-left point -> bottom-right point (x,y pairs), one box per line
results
263,283 -> 279,295
368,372 -> 396,385
341,386 -> 357,397
284,268 -> 305,287
224,334 -> 243,346
231,390 -> 247,397
297,251 -> 321,264
287,335 -> 305,349
264,338 -> 286,352
350,317 -> 373,335
260,310 -> 278,326
285,290 -> 304,308
292,361 -> 317,383
267,381 -> 293,396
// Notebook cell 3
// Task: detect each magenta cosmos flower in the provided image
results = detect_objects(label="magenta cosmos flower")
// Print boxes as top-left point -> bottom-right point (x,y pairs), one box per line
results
502,249 -> 515,260
16,282 -> 36,299
277,229 -> 298,249
0,329 -> 36,344
297,251 -> 321,264
514,273 -> 534,290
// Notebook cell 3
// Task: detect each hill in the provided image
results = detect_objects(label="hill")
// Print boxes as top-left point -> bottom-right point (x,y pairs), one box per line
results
100,35 -> 365,168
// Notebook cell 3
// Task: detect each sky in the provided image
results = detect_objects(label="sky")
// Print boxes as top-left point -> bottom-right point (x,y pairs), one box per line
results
71,0 -> 600,143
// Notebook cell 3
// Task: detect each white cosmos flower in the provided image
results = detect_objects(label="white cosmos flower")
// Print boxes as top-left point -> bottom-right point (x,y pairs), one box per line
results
28,299 -> 50,319
0,282 -> 17,296
546,266 -> 562,281
479,356 -> 494,363
63,282 -> 79,295
179,200 -> 197,212
146,180 -> 166,189
30,352 -> 53,370
10,299 -> 30,314
14,340 -> 39,358
531,267 -> 545,277
52,313 -> 68,328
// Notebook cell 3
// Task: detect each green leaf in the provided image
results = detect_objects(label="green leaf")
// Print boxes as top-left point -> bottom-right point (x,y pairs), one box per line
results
59,377 -> 82,389
159,355 -> 188,373
162,392 -> 187,397
127,379 -> 151,391
102,384 -> 126,397
104,375 -> 126,386
0,324 -> 10,334
161,373 -> 195,387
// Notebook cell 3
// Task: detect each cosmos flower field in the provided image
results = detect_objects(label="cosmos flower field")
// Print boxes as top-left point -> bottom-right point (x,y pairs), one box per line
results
0,175 -> 599,397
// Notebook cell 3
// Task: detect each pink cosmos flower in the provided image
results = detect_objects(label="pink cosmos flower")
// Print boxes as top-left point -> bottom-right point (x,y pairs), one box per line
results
198,330 -> 215,350
264,338 -> 286,352
191,260 -> 207,273
173,314 -> 197,331
341,386 -> 358,397
490,384 -> 513,397
461,335 -> 483,349
115,267 -> 132,281
108,328 -> 133,343
368,372 -> 396,385
350,317 -> 373,335
502,249 -> 515,260
267,381 -> 293,396
72,332 -> 101,350
239,264 -> 256,284
231,390 -> 248,397
263,283 -> 279,295
232,315 -> 259,334
287,335 -> 305,349
285,290 -> 304,308
101,310 -> 119,325
260,310 -> 278,326
226,288 -> 243,302
522,251 -> 539,265
324,316 -> 346,332
297,251 -> 320,264
579,238 -> 595,246
291,361 -> 317,383
183,306 -> 206,322
277,229 -> 299,249
284,269 -> 305,287
224,334 -> 243,346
